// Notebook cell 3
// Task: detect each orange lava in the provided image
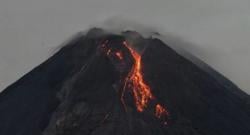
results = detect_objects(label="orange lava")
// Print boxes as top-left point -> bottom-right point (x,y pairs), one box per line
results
122,41 -> 155,112
155,104 -> 168,119
123,42 -> 154,112
102,40 -> 169,123
122,41 -> 169,122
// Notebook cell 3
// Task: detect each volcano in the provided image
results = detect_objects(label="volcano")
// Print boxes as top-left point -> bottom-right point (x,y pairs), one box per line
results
0,28 -> 250,135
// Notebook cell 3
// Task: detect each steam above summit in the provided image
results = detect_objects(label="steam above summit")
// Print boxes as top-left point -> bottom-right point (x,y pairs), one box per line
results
0,28 -> 249,135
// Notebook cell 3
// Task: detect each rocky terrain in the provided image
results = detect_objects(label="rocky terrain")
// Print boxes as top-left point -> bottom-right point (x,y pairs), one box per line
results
0,28 -> 249,135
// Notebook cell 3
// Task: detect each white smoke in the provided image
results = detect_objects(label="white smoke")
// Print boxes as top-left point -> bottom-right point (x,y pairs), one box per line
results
0,0 -> 249,93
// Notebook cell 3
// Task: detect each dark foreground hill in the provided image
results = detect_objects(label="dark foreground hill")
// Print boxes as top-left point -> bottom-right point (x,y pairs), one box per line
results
0,28 -> 249,135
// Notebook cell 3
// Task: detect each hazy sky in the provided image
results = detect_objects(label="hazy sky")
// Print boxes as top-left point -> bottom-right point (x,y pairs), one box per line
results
0,0 -> 249,93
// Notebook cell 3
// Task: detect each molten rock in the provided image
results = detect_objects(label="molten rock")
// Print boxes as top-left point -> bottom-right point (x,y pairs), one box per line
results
0,28 -> 250,135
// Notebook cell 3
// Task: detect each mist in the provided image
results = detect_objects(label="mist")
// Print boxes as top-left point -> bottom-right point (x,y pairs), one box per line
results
0,0 -> 249,93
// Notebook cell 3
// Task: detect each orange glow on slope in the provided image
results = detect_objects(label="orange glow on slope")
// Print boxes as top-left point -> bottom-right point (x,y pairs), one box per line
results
101,40 -> 169,124
122,41 -> 154,112
122,41 -> 169,122
155,104 -> 168,119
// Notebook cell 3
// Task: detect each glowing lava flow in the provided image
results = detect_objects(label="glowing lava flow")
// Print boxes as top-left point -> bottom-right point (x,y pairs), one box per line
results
122,41 -> 168,122
101,40 -> 169,123
122,41 -> 154,112
155,104 -> 168,119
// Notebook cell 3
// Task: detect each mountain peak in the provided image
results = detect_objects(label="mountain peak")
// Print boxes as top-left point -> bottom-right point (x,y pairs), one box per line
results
0,28 -> 249,135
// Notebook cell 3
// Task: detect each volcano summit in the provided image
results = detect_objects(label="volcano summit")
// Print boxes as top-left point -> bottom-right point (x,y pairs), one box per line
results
0,28 -> 250,135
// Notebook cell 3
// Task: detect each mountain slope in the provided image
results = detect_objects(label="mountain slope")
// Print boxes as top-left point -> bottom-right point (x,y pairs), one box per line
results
0,28 -> 249,135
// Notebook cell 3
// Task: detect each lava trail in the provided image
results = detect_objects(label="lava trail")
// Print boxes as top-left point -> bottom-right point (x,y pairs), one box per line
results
101,40 -> 169,124
122,41 -> 154,112
122,41 -> 168,123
